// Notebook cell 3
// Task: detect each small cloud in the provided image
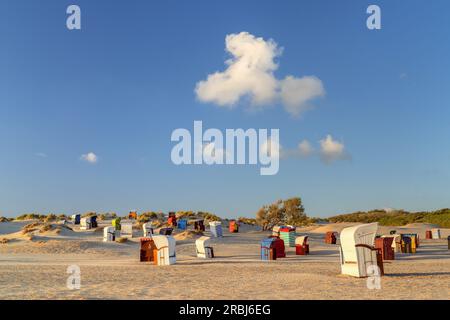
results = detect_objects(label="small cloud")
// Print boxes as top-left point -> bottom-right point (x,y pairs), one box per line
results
80,152 -> 98,164
319,135 -> 348,164
35,152 -> 47,158
280,76 -> 325,116
298,140 -> 314,157
195,32 -> 325,116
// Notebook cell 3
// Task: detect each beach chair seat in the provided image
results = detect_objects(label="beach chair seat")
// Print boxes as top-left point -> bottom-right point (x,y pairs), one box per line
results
128,211 -> 137,220
325,231 -> 337,244
196,236 -> 214,258
375,237 -> 395,260
103,226 -> 115,242
194,219 -> 205,232
140,237 -> 157,262
80,217 -> 92,230
295,235 -> 309,255
268,236 -> 286,258
260,238 -> 277,261
209,221 -> 223,237
339,223 -> 383,277
143,223 -> 154,237
168,212 -> 177,227
431,228 -> 441,239
229,220 -> 239,233
152,235 -> 176,265
71,214 -> 81,225
120,221 -> 133,238
279,226 -> 296,247
177,219 -> 187,230
112,218 -> 121,231
159,227 -> 173,235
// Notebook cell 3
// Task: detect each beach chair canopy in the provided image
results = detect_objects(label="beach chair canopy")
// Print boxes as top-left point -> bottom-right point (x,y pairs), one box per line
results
340,223 -> 379,277
143,223 -> 154,236
152,235 -> 176,265
209,221 -> 222,226
295,236 -> 308,245
196,236 -> 214,258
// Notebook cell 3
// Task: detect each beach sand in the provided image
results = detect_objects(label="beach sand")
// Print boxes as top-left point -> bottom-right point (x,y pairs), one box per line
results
0,220 -> 449,300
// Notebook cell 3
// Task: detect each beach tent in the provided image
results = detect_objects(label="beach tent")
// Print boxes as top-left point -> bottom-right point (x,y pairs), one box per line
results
177,219 -> 187,231
103,226 -> 115,242
339,223 -> 382,277
325,231 -> 337,244
140,237 -> 157,262
152,235 -> 176,265
71,214 -> 81,225
261,238 -> 277,260
295,235 -> 309,255
128,211 -> 138,220
375,237 -> 395,260
168,212 -> 177,227
120,221 -> 133,238
209,221 -> 223,237
431,228 -> 441,240
195,236 -> 214,258
279,226 -> 296,247
229,220 -> 239,233
159,227 -> 173,235
143,223 -> 154,237
112,218 -> 121,231
272,226 -> 281,237
194,219 -> 205,232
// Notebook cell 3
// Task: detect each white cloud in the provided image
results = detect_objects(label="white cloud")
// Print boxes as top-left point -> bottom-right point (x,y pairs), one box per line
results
319,135 -> 347,163
298,140 -> 314,157
280,76 -> 325,116
80,152 -> 98,164
35,152 -> 47,158
195,32 -> 324,116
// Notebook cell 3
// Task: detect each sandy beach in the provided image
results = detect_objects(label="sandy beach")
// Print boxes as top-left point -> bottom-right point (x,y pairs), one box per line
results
0,221 -> 449,300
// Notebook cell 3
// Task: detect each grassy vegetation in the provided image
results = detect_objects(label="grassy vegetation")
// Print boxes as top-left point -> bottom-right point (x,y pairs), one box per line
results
327,208 -> 450,228
238,217 -> 257,225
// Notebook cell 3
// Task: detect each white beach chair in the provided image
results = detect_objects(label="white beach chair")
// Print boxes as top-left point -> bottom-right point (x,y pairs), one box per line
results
339,223 -> 379,277
431,228 -> 441,239
80,217 -> 91,230
103,226 -> 115,242
209,221 -> 223,237
120,221 -> 133,238
152,235 -> 176,265
143,223 -> 154,237
196,236 -> 214,258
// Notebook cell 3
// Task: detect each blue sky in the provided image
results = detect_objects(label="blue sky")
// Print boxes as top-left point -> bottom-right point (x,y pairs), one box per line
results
1,0 -> 449,218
